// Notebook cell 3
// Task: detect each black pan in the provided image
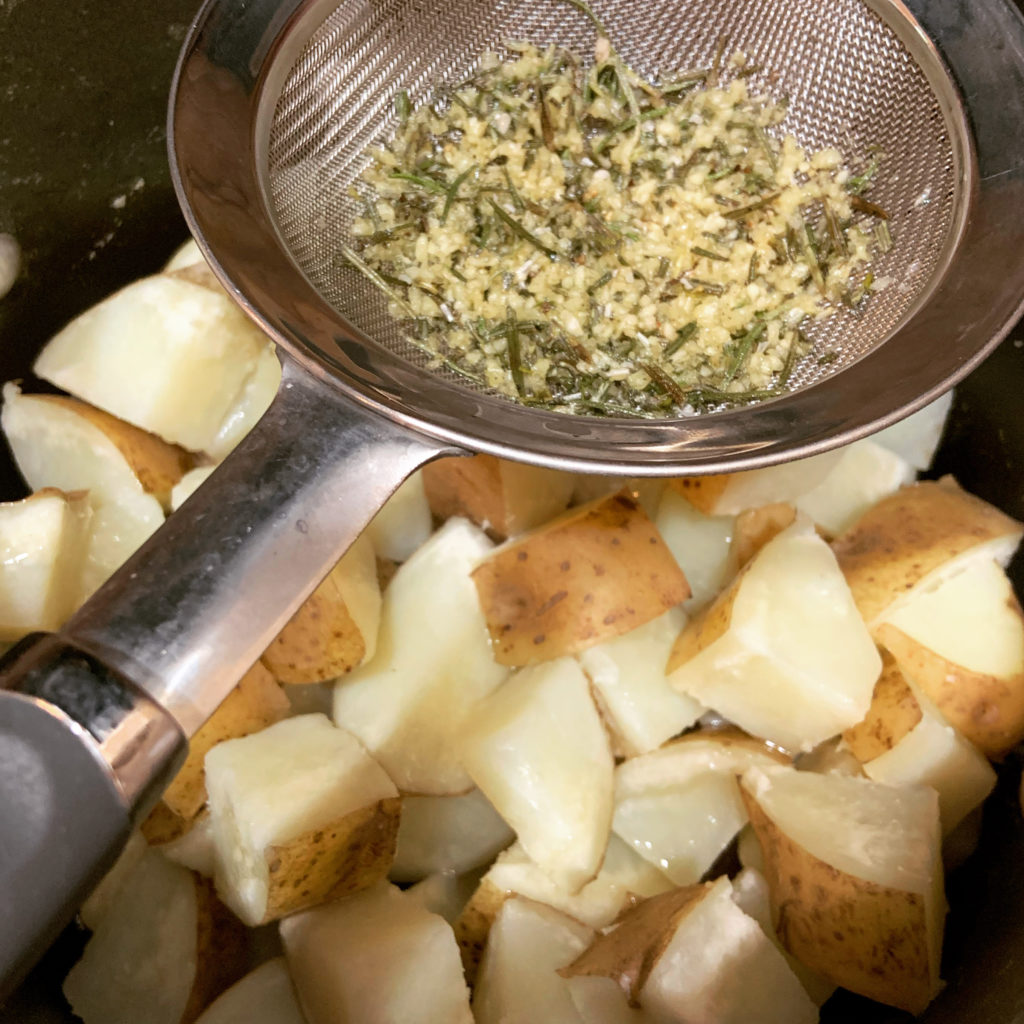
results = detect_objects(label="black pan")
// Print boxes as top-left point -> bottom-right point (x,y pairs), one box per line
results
2,0 -> 1024,1020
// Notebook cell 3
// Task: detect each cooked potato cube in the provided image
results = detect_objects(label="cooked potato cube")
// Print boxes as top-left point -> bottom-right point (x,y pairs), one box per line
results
668,516 -> 880,752
740,764 -> 944,1014
205,714 -> 400,926
365,469 -> 432,562
0,488 -> 91,639
33,274 -> 280,458
461,656 -> 613,892
163,662 -> 289,820
194,958 -> 306,1024
422,454 -> 574,539
404,872 -> 479,925
78,831 -> 149,932
841,651 -> 924,762
333,517 -> 508,794
730,501 -> 797,568
280,882 -> 473,1024
569,475 -> 667,518
262,534 -> 381,684
473,491 -> 689,666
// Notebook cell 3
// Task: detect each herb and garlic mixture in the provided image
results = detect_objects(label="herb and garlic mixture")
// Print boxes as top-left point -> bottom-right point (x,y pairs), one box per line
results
348,30 -> 889,416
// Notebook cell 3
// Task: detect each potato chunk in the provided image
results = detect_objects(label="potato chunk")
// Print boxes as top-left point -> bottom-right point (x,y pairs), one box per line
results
194,959 -> 305,1024
472,491 -> 689,666
205,714 -> 400,926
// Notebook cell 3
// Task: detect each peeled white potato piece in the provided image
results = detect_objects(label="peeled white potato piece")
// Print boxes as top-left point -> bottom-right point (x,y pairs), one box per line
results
871,390 -> 953,471
205,713 -> 400,926
281,882 -> 473,1024
473,897 -> 594,1024
390,787 -> 514,882
668,516 -> 881,752
2,383 -> 165,595
654,488 -> 735,611
365,469 -> 432,562
33,274 -> 280,458
740,764 -> 944,1014
578,608 -> 704,759
333,517 -> 508,794
78,830 -> 148,931
611,731 -> 789,885
194,959 -> 305,1024
171,465 -> 216,511
793,439 -> 914,537
0,488 -> 90,638
461,656 -> 614,892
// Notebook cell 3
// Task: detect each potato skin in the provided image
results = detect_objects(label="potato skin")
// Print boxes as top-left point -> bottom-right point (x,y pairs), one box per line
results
665,475 -> 732,515
452,877 -> 509,984
731,502 -> 797,567
842,651 -> 923,763
665,563 -> 746,674
183,878 -> 249,1023
472,491 -> 689,667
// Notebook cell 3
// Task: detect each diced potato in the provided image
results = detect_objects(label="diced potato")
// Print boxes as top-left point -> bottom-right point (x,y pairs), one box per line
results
668,516 -> 881,752
333,518 -> 508,794
159,811 -> 218,878
653,488 -> 735,611
578,607 -> 704,758
871,391 -> 953,471
365,469 -> 432,562
841,651 -> 924,762
390,788 -> 514,883
194,958 -> 306,1024
832,478 -> 1024,627
141,801 -> 194,847
570,475 -> 667,519
740,764 -> 945,1014
566,977 -> 651,1024
473,897 -> 594,1024
33,274 -> 281,458
405,872 -> 479,925
205,714 -> 400,926
730,502 -> 797,568
64,851 -> 247,1024
163,662 -> 290,820
874,555 -> 1024,756
611,730 -> 789,885
472,491 -> 689,666
2,382 -> 165,595
422,454 -> 575,540
0,488 -> 91,639
262,534 -> 381,684
78,831 -> 149,931
171,466 -> 216,511
561,877 -> 817,1024
460,657 -> 614,892
280,882 -> 473,1024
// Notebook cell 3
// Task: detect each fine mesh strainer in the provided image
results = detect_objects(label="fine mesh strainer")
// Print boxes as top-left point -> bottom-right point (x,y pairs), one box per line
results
5,0 -> 1024,996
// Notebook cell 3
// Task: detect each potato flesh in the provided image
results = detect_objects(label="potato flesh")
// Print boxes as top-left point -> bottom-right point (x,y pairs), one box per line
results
281,883 -> 473,1024
365,469 -> 432,562
194,958 -> 306,1024
170,465 -> 216,511
870,391 -> 953,471
461,656 -> 614,892
333,517 -> 508,794
578,608 -> 704,758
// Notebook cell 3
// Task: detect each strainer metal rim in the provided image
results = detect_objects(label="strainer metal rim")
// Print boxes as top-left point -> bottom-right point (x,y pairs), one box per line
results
169,0 -> 1024,475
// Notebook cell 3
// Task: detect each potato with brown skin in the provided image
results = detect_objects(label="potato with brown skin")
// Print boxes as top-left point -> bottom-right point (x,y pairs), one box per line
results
472,490 -> 689,666
842,650 -> 923,762
422,454 -> 575,540
666,475 -> 732,515
730,502 -> 797,568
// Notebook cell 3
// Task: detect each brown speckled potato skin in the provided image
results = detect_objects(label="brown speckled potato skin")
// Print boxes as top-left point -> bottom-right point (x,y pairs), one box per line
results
842,651 -> 924,762
876,622 -> 1024,758
731,502 -> 798,566
832,479 -> 1023,625
741,790 -> 941,1015
140,800 -> 193,846
183,877 -> 249,1023
665,475 -> 732,515
452,878 -> 509,985
259,796 -> 402,924
665,561 -> 748,674
472,491 -> 689,667
422,455 -> 508,537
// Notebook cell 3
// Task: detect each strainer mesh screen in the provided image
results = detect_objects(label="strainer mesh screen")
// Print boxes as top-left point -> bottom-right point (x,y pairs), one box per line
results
268,0 -> 958,403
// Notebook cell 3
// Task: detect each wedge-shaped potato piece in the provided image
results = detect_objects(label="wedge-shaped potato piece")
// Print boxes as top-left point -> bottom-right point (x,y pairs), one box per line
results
390,787 -> 514,883
654,489 -> 735,611
871,391 -> 953,471
612,730 -> 789,885
194,958 -> 305,1024
668,516 -> 880,752
578,608 -> 704,758
843,653 -> 996,832
33,274 -> 281,458
561,877 -> 817,1024
832,478 -> 1024,627
2,383 -> 166,595
205,713 -> 400,926
64,851 -> 247,1024
423,454 -> 575,540
262,534 -> 381,684
873,554 -> 1024,756
0,488 -> 90,639
365,469 -> 432,562
461,656 -> 614,892
473,492 -> 689,666
473,897 -> 594,1024
333,518 -> 507,794
454,837 -> 672,980
740,764 -> 945,1014
163,662 -> 289,820
669,449 -> 842,516
280,882 -> 473,1024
